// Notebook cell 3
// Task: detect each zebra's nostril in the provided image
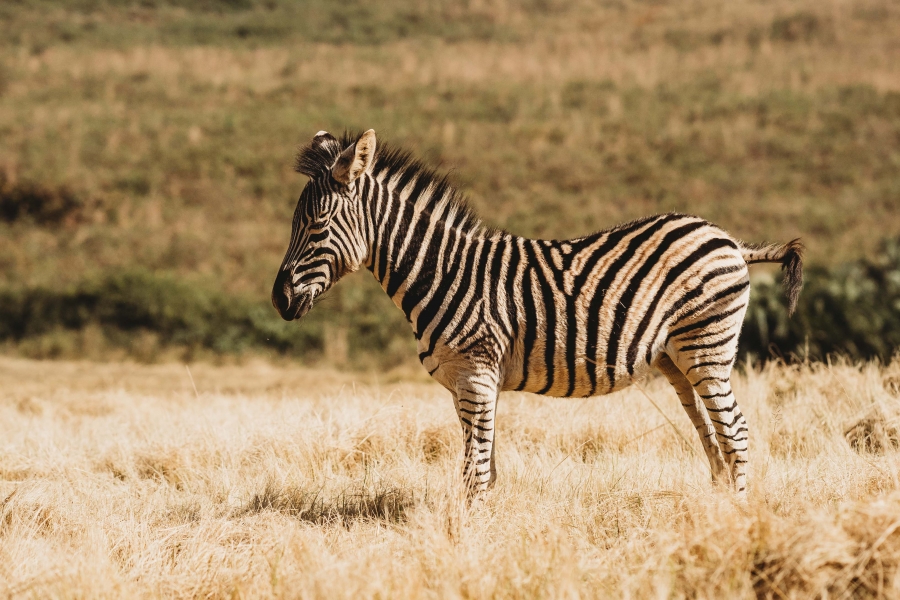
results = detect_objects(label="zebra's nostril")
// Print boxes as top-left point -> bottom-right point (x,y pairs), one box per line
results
272,271 -> 294,318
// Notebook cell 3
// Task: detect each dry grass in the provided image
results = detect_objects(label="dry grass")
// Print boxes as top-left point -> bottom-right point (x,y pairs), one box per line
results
1,356 -> 900,597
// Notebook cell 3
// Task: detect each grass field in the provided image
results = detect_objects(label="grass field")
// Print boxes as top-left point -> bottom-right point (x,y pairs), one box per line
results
2,356 -> 900,597
1,0 -> 899,287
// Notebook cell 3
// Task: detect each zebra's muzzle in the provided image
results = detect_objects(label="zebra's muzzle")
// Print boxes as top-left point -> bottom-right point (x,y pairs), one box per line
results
272,270 -> 293,320
273,292 -> 313,322
272,280 -> 315,322
288,292 -> 314,321
272,265 -> 321,321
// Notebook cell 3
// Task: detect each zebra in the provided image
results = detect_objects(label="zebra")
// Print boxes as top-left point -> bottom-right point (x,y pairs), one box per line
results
272,129 -> 803,497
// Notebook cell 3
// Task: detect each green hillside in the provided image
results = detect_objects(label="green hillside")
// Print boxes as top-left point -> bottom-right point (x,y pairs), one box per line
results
0,0 -> 898,364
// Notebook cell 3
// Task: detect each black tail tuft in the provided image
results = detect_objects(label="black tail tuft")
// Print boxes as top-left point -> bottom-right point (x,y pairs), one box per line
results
781,238 -> 803,316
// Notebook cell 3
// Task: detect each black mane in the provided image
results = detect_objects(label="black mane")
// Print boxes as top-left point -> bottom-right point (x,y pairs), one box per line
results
294,131 -> 352,177
295,131 -> 492,234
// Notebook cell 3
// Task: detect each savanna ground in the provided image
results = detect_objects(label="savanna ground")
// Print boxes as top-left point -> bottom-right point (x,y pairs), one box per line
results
0,0 -> 899,363
2,356 -> 900,598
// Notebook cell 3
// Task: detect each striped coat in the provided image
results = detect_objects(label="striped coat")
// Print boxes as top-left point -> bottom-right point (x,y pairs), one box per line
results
273,130 -> 803,496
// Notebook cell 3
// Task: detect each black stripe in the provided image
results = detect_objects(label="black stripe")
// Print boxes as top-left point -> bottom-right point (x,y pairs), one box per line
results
387,202 -> 434,299
503,239 -> 520,339
414,227 -> 463,338
373,179 -> 387,228
485,239 -> 507,331
456,320 -> 489,357
571,215 -> 661,293
401,254 -> 437,322
711,412 -> 744,429
626,238 -> 737,373
416,231 -> 474,363
685,360 -> 734,374
536,242 -> 568,291
443,241 -> 491,344
375,181 -> 398,284
665,283 -> 748,341
523,241 -> 558,395
514,265 -> 538,391
563,293 -> 578,396
535,242 -> 578,395
606,221 -> 707,385
643,264 -> 745,365
691,376 -> 731,387
679,332 -> 736,352
383,197 -> 413,289
717,428 -> 749,440
586,214 -> 684,393
406,173 -> 433,207
377,157 -> 413,189
391,160 -> 418,194
387,175 -> 437,297
362,179 -> 378,271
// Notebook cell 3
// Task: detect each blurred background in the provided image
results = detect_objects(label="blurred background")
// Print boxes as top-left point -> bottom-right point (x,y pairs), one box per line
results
0,0 -> 897,368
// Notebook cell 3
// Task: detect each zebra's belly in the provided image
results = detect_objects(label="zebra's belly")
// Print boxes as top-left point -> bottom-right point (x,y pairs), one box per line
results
417,339 -> 498,394
419,332 -> 660,399
502,355 -> 657,398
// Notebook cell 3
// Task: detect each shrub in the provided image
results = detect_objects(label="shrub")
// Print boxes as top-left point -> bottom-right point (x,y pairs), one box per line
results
0,175 -> 84,225
0,270 -> 317,358
770,12 -> 827,43
742,237 -> 900,362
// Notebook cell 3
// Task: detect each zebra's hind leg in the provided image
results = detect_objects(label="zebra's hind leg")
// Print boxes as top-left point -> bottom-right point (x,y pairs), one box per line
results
655,353 -> 728,483
453,374 -> 500,495
671,350 -> 749,496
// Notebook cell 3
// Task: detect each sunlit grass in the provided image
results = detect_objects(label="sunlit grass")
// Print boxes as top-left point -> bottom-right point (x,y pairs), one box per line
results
1,356 -> 899,597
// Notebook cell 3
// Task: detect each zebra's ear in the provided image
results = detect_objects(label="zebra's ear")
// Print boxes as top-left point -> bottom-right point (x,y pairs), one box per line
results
331,129 -> 376,185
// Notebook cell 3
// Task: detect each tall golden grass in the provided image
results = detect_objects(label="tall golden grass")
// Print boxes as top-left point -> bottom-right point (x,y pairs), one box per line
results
1,356 -> 899,597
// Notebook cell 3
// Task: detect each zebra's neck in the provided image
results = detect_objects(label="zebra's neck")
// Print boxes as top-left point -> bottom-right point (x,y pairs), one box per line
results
360,166 -> 497,325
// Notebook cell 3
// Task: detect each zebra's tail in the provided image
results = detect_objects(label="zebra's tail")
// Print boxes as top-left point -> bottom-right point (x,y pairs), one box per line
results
740,239 -> 804,316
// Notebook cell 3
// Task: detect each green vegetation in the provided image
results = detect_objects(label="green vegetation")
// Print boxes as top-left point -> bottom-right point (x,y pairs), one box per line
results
0,270 -> 413,366
0,0 -> 898,365
1,246 -> 895,365
744,238 -> 900,363
0,0 -> 518,50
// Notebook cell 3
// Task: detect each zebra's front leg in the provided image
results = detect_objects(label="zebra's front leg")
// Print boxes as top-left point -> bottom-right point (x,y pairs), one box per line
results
453,374 -> 500,495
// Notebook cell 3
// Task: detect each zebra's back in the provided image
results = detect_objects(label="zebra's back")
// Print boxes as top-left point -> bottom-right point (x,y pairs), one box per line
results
501,213 -> 749,398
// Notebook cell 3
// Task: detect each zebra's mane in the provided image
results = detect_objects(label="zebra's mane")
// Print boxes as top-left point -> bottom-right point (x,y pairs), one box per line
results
295,131 -> 493,235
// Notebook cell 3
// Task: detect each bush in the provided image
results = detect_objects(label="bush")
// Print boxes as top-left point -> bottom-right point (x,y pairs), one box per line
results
770,12 -> 827,43
0,175 -> 84,225
742,237 -> 900,362
0,269 -> 415,365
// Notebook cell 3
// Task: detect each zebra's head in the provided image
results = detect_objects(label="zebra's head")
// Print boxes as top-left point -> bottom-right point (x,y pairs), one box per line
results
272,129 -> 376,321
